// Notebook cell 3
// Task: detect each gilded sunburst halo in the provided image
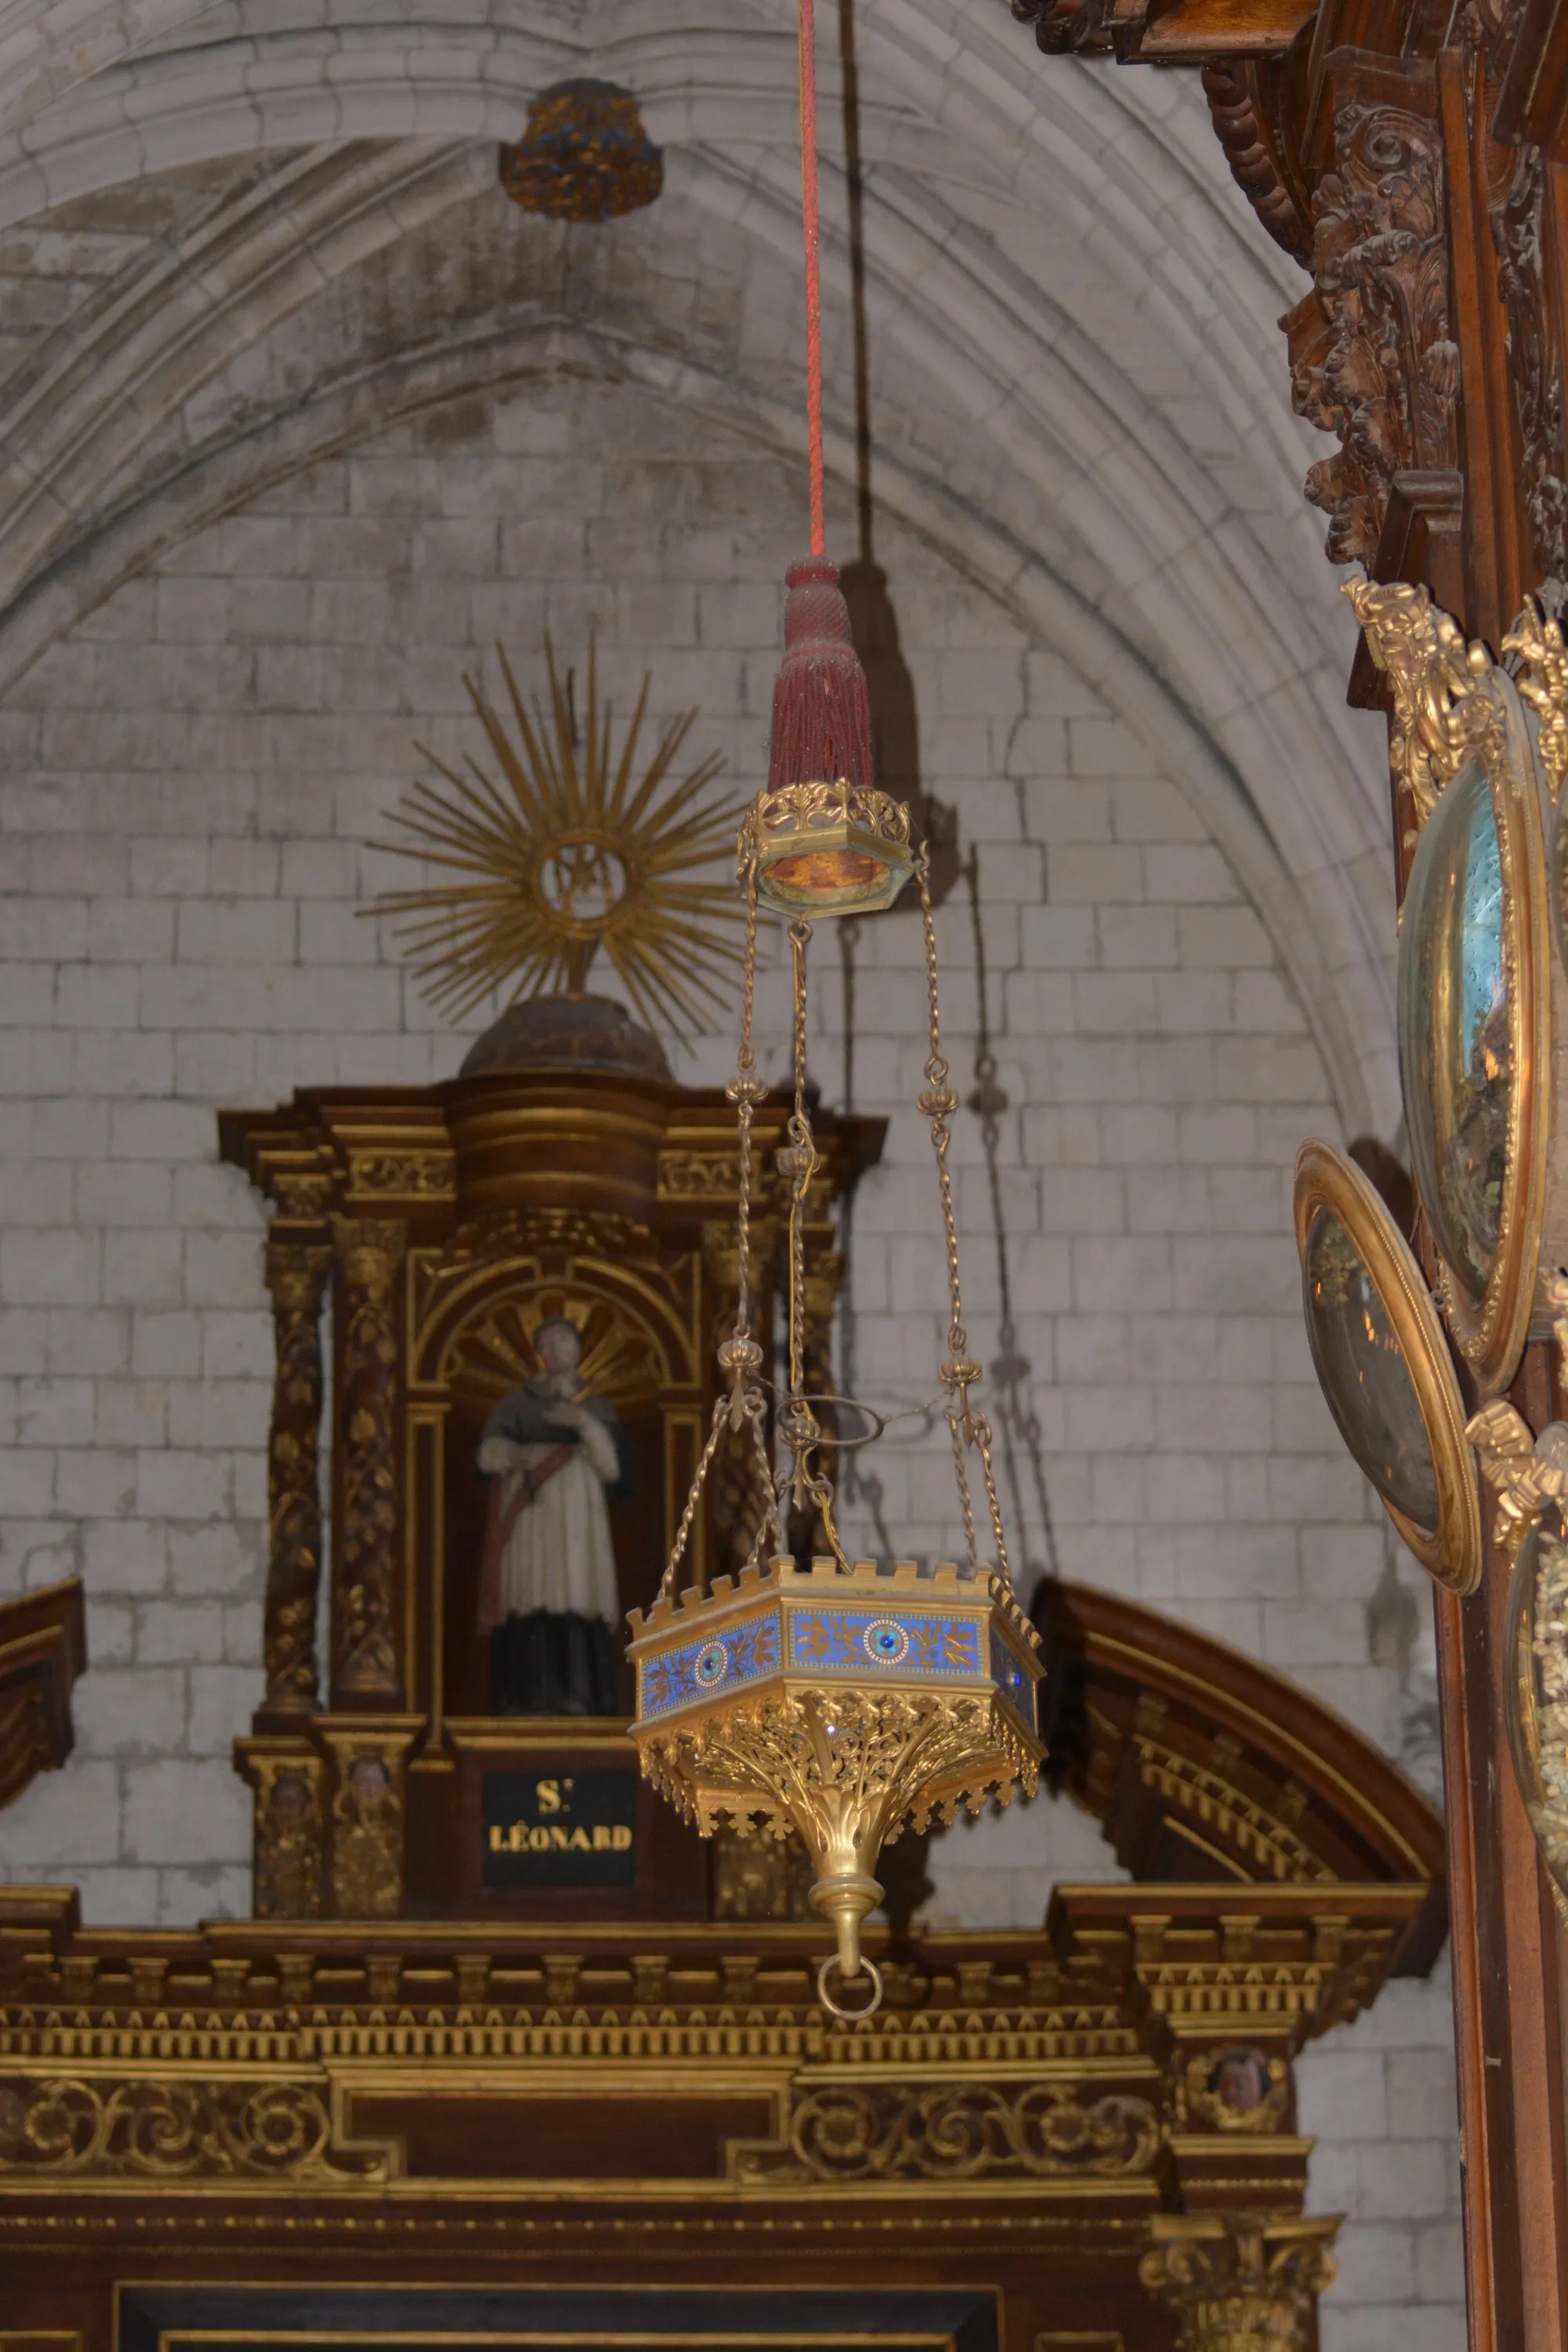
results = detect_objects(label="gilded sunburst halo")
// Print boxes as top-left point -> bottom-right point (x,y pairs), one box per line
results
370,638 -> 745,1040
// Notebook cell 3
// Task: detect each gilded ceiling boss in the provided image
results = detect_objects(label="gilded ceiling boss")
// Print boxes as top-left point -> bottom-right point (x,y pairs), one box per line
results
477,1316 -> 632,1716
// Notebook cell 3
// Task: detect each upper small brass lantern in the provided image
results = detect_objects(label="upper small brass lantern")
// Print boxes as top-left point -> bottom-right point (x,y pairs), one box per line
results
750,559 -> 914,919
627,767 -> 1043,2017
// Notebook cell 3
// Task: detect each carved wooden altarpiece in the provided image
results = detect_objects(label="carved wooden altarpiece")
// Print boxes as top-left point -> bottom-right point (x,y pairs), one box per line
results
217,1048 -> 882,1924
0,1579 -> 1443,2351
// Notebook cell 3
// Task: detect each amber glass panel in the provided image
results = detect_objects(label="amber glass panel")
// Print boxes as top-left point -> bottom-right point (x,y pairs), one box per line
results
1399,755 -> 1510,1303
1301,1203 -> 1440,1534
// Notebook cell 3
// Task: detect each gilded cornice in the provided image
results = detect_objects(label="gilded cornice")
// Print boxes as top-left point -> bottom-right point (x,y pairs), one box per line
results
0,1889 -> 1427,2198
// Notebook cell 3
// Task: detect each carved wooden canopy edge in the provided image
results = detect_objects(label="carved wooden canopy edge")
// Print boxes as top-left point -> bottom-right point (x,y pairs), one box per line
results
0,1580 -> 86,1814
1035,1578 -> 1446,1971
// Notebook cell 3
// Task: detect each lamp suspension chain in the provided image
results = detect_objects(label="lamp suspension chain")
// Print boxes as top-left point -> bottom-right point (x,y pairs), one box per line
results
657,855 -> 783,1606
626,0 -> 1045,2038
916,851 -> 1013,1581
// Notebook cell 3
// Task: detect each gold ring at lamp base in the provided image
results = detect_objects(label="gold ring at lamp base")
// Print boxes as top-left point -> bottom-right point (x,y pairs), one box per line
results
1295,1140 -> 1483,1595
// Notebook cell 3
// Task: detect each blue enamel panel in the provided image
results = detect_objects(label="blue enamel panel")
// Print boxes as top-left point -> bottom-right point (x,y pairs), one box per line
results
640,1609 -> 782,1718
789,1606 -> 982,1678
989,1627 -> 1036,1729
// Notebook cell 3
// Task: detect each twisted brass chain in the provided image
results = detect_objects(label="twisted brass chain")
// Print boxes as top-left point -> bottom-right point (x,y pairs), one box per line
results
785,917 -> 816,1401
777,916 -> 848,1568
657,840 -> 782,1602
914,848 -> 1012,1584
730,851 -> 764,1347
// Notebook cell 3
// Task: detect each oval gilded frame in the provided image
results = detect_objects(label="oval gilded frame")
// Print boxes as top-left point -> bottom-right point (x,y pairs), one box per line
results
1294,1140 -> 1483,1595
1398,682 -> 1551,1396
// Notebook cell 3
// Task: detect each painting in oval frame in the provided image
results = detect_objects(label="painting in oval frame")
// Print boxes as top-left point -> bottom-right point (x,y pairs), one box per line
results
1294,1140 -> 1482,1595
1396,674 -> 1552,1396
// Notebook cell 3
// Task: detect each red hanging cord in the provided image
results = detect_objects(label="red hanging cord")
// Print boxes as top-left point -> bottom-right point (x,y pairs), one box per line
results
797,0 -> 827,560
763,0 -> 873,808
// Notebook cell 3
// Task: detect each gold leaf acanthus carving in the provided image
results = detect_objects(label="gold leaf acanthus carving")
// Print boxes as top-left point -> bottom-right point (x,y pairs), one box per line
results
1465,1399 -> 1568,1566
332,1219 -> 404,1695
1141,2212 -> 1340,2352
1342,575 -> 1501,840
347,1149 -> 455,1198
659,1149 -> 744,1197
0,2073 -> 387,2181
263,1239 -> 331,1711
731,2080 -> 1160,2183
1504,595 -> 1568,806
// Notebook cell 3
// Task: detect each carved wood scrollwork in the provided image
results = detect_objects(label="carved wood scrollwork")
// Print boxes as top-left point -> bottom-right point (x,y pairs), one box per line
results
0,2074 -> 387,2181
332,1218 -> 405,1698
731,2079 -> 1160,2183
263,1240 -> 331,1712
1287,95 -> 1458,563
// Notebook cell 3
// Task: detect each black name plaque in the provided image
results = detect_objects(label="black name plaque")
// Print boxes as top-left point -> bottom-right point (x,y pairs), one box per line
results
481,1767 -> 638,1889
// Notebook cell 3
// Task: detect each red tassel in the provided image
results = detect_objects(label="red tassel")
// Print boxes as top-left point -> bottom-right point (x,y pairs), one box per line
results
766,557 -> 875,794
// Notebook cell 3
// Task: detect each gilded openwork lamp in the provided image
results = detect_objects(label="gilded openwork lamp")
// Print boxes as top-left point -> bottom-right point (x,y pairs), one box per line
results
625,0 -> 1043,2020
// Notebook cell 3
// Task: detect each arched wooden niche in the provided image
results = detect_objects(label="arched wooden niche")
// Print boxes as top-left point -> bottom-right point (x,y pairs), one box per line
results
411,1209 -> 702,1717
1033,1579 -> 1448,1972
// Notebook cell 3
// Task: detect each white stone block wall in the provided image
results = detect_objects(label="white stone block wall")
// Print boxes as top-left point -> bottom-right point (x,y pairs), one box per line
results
0,375 -> 1457,2347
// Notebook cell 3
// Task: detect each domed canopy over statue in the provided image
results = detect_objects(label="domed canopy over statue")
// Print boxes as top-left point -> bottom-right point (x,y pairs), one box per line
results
476,1316 -> 632,1716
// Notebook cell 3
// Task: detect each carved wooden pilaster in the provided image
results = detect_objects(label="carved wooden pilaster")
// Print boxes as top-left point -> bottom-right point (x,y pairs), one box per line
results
238,1741 -> 325,1919
1140,2212 -> 1340,2351
262,1238 -> 331,1716
1285,74 -> 1458,564
323,1728 -> 413,1918
332,1218 -> 405,1704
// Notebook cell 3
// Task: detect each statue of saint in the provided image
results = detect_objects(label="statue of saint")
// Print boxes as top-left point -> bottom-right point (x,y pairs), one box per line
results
475,1317 -> 631,1715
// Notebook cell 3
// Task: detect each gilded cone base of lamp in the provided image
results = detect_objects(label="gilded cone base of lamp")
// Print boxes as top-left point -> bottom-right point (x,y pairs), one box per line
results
746,782 -> 914,916
626,1556 -> 1044,1987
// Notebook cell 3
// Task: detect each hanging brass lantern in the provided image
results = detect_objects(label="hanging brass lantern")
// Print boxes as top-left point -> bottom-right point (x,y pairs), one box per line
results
626,830 -> 1044,2016
750,558 -> 913,918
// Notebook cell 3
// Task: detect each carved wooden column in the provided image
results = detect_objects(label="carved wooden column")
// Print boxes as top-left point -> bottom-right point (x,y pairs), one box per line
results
1141,2213 -> 1340,2352
331,1216 -> 406,1706
261,1236 -> 332,1716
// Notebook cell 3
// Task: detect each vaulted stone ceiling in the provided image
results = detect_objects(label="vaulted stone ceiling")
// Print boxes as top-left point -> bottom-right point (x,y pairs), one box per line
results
0,0 -> 1392,1130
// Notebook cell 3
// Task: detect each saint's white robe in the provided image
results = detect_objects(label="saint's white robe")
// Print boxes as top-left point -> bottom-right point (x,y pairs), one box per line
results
477,1410 -> 621,1623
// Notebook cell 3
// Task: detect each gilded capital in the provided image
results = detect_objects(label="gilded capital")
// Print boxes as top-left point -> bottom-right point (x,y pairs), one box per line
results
1140,2211 -> 1340,2352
